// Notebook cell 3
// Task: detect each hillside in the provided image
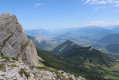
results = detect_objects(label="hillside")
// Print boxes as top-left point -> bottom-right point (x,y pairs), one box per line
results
25,29 -> 54,38
106,44 -> 119,53
62,46 -> 116,67
52,40 -> 117,67
27,35 -> 51,50
103,44 -> 119,59
52,40 -> 80,54
37,46 -> 119,80
98,34 -> 119,44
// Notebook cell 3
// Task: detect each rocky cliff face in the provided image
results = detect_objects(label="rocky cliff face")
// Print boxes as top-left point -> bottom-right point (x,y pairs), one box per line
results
0,12 -> 38,66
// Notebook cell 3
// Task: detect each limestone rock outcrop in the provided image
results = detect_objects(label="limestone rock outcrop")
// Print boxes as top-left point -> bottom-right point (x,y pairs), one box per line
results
0,12 -> 38,66
0,57 -> 86,80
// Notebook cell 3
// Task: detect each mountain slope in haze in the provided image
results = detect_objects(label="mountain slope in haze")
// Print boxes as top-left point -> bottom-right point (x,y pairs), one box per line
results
52,40 -> 80,54
27,35 -> 51,50
106,44 -> 119,53
98,34 -> 119,44
25,29 -> 55,41
104,44 -> 119,59
112,26 -> 119,33
54,26 -> 112,41
25,29 -> 54,37
25,26 -> 113,45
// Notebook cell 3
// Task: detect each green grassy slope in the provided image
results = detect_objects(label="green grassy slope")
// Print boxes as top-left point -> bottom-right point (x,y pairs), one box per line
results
37,48 -> 119,80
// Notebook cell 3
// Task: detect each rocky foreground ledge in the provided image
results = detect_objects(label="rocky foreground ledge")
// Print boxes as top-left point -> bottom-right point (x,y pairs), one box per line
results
0,57 -> 86,80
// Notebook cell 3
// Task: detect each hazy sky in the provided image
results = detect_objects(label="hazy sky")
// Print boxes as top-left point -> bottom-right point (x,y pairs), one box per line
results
0,0 -> 119,30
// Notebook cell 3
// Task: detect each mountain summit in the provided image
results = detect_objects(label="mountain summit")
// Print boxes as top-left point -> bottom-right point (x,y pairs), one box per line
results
0,12 -> 38,66
52,40 -> 80,54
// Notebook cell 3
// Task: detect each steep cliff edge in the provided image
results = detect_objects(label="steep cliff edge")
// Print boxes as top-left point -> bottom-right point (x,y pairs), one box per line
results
0,12 -> 38,66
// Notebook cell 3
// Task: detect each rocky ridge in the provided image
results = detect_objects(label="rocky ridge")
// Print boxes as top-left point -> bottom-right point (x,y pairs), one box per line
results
0,12 -> 38,66
0,57 -> 85,80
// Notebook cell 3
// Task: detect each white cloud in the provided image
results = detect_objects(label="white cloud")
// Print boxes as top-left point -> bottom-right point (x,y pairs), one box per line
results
64,21 -> 119,29
81,21 -> 119,27
84,0 -> 107,4
94,6 -> 106,10
84,0 -> 119,7
114,1 -> 119,6
34,3 -> 41,7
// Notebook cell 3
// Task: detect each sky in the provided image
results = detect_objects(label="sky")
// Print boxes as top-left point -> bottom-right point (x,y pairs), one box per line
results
0,0 -> 119,30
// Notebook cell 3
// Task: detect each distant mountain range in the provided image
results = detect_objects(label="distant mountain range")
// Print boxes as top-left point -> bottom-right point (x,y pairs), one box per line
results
54,26 -> 113,41
25,26 -> 117,49
25,26 -> 113,42
25,29 -> 54,37
25,26 -> 119,43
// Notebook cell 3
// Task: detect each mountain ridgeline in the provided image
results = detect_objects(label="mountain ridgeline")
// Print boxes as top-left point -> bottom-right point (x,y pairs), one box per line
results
52,40 -> 80,54
52,40 -> 116,67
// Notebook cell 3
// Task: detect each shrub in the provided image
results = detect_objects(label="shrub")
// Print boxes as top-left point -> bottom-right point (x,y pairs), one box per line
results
19,68 -> 30,79
0,64 -> 6,71
11,64 -> 17,67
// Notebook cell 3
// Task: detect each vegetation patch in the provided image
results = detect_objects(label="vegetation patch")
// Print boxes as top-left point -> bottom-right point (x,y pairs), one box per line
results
0,64 -> 6,71
107,75 -> 119,80
11,57 -> 18,61
30,66 -> 35,70
1,56 -> 10,62
68,77 -> 73,80
11,64 -> 17,67
19,68 -> 30,79
35,66 -> 49,70
21,40 -> 30,51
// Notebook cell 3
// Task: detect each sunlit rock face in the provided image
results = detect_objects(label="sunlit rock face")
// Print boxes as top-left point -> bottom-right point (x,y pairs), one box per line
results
0,12 -> 38,66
